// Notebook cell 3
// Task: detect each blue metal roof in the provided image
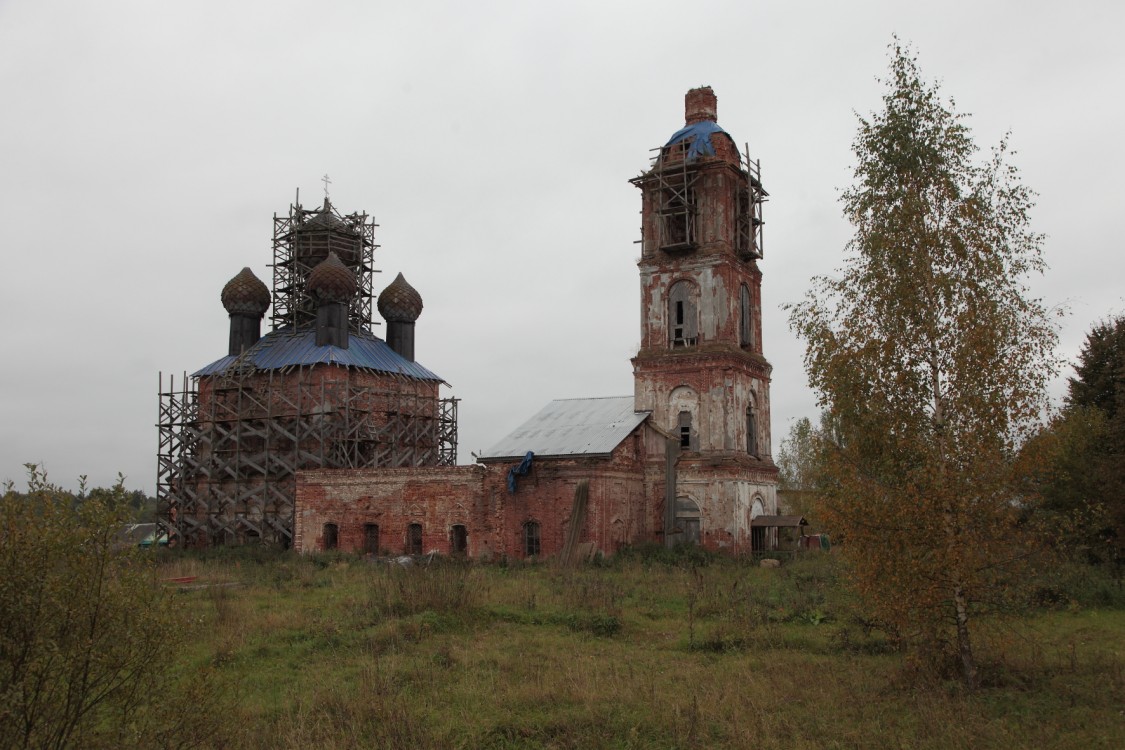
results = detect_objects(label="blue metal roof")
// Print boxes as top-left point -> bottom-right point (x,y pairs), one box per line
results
193,328 -> 445,382
479,396 -> 650,460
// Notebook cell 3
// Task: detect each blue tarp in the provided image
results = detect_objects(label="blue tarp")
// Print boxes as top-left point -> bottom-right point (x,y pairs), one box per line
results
507,451 -> 534,494
663,121 -> 728,161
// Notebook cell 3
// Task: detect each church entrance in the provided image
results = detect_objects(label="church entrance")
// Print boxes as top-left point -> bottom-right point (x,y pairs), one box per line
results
675,496 -> 701,545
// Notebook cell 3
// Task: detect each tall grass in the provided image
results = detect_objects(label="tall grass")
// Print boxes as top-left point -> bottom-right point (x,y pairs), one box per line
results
155,549 -> 1125,749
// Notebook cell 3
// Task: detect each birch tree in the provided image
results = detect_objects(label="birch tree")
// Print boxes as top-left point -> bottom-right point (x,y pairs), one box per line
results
788,42 -> 1057,687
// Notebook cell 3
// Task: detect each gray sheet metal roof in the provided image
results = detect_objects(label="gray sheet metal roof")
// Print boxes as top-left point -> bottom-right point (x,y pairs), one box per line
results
193,328 -> 445,382
479,396 -> 649,460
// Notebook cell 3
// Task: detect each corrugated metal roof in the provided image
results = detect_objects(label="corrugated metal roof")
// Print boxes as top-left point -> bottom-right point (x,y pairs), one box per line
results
193,328 -> 445,382
479,396 -> 649,460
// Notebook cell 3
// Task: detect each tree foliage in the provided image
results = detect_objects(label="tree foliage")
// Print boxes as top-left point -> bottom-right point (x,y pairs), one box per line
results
1068,316 -> 1125,560
777,417 -> 818,492
0,466 -> 213,748
776,414 -> 839,526
788,42 -> 1057,687
1024,315 -> 1125,564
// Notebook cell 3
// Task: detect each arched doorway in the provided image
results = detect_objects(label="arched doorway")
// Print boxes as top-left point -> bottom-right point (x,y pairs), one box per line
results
450,524 -> 467,556
675,496 -> 701,545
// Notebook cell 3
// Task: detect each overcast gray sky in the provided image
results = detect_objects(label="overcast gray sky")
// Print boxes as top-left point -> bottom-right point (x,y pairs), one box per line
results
2,0 -> 1122,493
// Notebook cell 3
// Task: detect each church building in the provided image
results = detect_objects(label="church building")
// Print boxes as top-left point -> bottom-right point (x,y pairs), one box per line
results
293,86 -> 779,556
159,86 -> 779,556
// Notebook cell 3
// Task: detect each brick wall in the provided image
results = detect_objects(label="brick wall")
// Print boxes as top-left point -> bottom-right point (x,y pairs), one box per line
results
296,425 -> 658,558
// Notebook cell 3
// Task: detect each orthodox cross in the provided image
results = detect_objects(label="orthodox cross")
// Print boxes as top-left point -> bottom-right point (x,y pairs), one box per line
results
321,173 -> 332,199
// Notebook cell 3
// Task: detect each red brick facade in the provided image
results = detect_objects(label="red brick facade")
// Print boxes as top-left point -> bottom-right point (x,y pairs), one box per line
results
296,424 -> 658,557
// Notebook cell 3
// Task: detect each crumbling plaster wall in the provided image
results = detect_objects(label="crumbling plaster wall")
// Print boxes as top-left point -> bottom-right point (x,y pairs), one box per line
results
634,356 -> 772,459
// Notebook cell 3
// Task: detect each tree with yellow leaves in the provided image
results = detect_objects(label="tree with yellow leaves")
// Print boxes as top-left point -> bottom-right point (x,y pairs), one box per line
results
788,42 -> 1057,687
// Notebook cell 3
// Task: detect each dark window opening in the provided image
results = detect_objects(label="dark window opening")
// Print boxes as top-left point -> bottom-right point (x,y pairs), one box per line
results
407,523 -> 423,555
450,525 -> 467,556
668,281 -> 698,347
524,521 -> 541,558
747,400 -> 759,457
363,523 -> 380,555
678,410 -> 694,451
322,523 -> 338,551
739,284 -> 753,348
660,189 -> 694,250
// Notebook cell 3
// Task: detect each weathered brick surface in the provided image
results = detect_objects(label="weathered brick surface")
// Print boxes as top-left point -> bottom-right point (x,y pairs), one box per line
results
296,427 -> 656,558
181,363 -> 444,546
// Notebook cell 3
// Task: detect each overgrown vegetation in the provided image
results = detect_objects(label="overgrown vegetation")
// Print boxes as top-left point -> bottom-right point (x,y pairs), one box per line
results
0,466 -> 222,749
143,547 -> 1122,749
3,471 -> 1123,748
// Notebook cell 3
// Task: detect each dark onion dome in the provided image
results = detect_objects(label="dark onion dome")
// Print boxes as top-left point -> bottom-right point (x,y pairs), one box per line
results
377,272 -> 423,323
306,251 -> 357,303
221,267 -> 271,316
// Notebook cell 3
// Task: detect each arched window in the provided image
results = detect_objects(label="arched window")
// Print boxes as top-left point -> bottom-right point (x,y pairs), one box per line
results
668,281 -> 698,347
739,284 -> 753,348
406,523 -> 423,555
363,524 -> 380,555
747,395 -> 759,457
322,523 -> 338,551
450,525 -> 468,556
678,410 -> 694,451
523,521 -> 541,557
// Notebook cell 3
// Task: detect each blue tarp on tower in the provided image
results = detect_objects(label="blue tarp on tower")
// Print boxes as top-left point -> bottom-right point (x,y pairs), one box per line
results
663,121 -> 729,161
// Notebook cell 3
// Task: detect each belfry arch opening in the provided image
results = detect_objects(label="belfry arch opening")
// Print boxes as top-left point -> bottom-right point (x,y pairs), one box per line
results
668,280 -> 698,347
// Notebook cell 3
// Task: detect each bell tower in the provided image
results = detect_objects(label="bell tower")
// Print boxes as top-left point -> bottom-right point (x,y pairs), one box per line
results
631,87 -> 778,551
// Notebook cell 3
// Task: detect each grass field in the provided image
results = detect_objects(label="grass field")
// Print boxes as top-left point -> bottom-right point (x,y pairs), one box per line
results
157,549 -> 1125,749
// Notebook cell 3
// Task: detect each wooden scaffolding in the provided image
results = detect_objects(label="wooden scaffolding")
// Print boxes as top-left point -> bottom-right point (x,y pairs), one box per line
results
157,362 -> 459,547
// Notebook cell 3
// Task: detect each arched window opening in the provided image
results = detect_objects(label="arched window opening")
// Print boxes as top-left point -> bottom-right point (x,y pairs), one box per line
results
747,395 -> 759,457
523,521 -> 541,558
678,410 -> 695,451
450,525 -> 468,556
668,281 -> 698,347
406,523 -> 423,555
322,523 -> 338,551
750,496 -> 767,552
363,524 -> 380,555
739,284 -> 753,348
